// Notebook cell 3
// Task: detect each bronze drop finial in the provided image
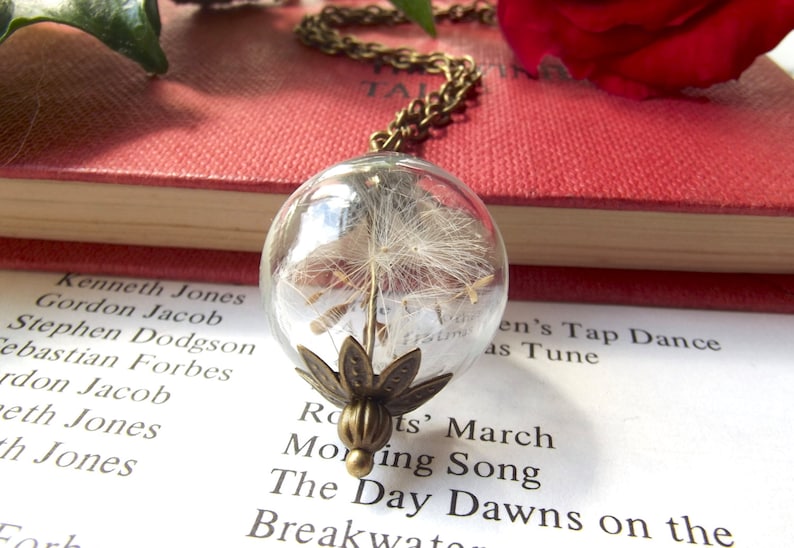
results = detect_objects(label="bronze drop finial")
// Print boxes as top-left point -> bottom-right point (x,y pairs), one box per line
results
296,337 -> 452,477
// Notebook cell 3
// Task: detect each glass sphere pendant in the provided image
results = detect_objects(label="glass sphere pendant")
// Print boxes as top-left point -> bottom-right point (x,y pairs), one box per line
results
260,152 -> 508,477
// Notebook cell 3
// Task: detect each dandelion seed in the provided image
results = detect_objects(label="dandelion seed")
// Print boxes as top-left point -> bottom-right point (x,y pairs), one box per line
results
464,274 -> 495,304
310,303 -> 350,334
375,320 -> 389,344
285,168 -> 499,354
305,289 -> 326,305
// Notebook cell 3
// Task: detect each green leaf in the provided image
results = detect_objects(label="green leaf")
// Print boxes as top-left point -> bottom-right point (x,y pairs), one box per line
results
389,0 -> 436,37
0,0 -> 168,73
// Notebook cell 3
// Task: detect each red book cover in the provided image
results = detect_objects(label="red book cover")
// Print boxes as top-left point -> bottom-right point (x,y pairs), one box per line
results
3,237 -> 794,313
1,1 -> 793,311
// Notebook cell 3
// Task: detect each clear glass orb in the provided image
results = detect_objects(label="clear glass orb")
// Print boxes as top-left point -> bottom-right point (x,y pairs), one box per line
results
260,152 -> 508,390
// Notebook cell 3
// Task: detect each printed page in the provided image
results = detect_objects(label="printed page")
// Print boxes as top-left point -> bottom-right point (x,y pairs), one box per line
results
1,269 -> 792,547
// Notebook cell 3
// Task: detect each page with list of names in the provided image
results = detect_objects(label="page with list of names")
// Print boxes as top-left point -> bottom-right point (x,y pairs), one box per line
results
0,268 -> 792,547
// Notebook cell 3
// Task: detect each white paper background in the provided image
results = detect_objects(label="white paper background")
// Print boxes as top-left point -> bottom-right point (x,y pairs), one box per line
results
1,269 -> 792,547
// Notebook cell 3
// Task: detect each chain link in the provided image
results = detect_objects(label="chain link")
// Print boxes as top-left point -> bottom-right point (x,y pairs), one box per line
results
295,2 -> 495,152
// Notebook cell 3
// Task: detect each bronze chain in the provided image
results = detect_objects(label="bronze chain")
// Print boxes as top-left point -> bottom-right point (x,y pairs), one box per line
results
294,2 -> 496,153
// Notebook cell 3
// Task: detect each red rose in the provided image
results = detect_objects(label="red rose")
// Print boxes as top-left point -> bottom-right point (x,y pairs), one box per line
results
497,0 -> 794,99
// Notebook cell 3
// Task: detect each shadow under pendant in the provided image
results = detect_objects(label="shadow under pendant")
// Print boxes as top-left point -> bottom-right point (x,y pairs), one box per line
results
260,152 -> 508,477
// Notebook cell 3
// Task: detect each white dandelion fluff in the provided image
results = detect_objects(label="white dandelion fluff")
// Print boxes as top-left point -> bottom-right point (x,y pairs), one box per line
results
262,152 -> 507,384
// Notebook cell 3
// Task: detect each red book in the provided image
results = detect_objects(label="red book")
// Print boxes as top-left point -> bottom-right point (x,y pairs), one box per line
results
1,2 -> 793,311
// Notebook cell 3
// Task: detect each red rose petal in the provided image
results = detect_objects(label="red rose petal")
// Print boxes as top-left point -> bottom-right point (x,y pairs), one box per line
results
498,0 -> 794,98
601,0 -> 794,89
498,0 -> 557,74
554,0 -> 719,32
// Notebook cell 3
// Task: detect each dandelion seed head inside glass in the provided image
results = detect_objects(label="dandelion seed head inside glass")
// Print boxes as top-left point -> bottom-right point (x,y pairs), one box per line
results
260,152 -> 508,477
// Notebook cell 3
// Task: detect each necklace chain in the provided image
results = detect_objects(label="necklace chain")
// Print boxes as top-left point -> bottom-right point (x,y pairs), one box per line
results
294,2 -> 495,153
